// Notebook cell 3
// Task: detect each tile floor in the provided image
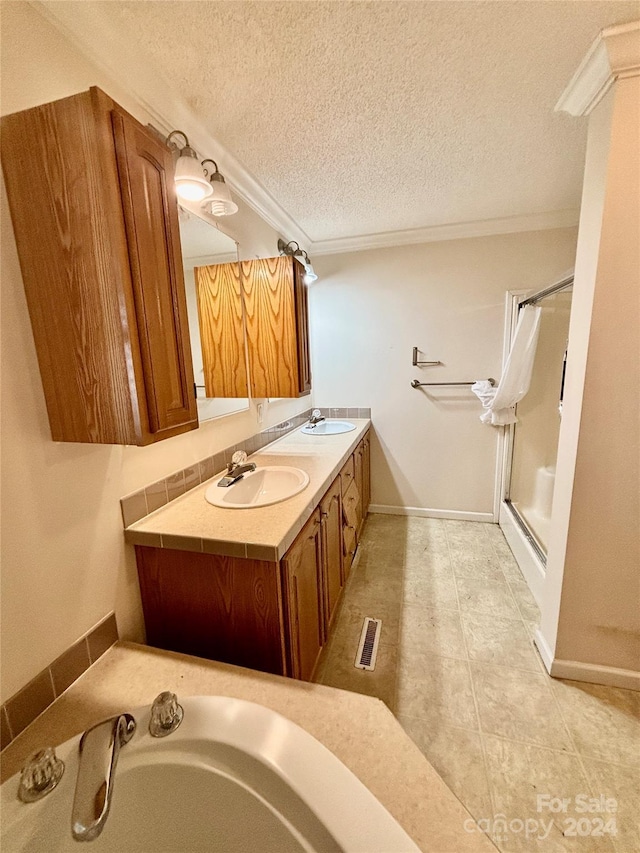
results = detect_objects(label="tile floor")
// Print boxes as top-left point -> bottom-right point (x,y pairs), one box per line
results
315,515 -> 640,853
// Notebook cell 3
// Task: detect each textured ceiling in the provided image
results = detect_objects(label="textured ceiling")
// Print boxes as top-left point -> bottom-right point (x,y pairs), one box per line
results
55,1 -> 640,243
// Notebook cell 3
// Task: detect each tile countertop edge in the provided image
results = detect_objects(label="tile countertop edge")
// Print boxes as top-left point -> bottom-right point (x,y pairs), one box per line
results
0,643 -> 497,853
125,419 -> 372,561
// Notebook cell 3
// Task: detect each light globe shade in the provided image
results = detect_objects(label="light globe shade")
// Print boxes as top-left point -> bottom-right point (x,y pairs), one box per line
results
206,178 -> 239,216
174,152 -> 212,202
303,262 -> 318,284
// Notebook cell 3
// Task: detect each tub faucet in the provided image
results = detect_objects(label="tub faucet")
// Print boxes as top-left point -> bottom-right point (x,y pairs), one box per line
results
217,450 -> 256,487
308,409 -> 325,427
71,713 -> 136,842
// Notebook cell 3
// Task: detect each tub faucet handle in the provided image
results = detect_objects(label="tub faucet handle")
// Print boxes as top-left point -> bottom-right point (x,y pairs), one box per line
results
18,747 -> 65,802
149,691 -> 183,737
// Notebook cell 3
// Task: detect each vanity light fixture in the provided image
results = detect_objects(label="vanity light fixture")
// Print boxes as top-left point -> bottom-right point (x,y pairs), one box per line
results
277,239 -> 318,284
166,130 -> 213,202
300,250 -> 318,284
201,160 -> 238,217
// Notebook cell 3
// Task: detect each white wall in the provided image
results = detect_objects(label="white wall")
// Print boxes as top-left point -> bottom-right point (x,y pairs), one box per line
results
0,3 -> 306,702
540,74 -> 640,680
309,230 -> 578,517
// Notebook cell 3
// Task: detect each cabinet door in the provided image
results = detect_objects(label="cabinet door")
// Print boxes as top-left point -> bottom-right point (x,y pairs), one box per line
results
241,256 -> 299,398
342,479 -> 361,578
112,107 -> 198,443
293,261 -> 312,395
321,477 -> 344,628
282,511 -> 324,681
355,440 -> 365,535
362,431 -> 371,514
195,262 -> 248,397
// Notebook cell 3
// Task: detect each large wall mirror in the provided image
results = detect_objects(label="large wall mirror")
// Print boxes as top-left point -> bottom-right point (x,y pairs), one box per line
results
178,208 -> 250,421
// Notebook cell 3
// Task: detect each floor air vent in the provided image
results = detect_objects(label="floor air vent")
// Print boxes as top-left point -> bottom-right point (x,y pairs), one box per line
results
355,618 -> 382,671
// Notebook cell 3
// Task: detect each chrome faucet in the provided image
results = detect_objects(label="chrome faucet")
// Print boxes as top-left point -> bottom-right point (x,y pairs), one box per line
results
217,450 -> 256,487
71,713 -> 136,842
308,408 -> 325,428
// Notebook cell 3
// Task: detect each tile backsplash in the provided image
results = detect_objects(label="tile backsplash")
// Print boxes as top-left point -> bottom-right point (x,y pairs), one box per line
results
0,613 -> 118,751
120,407 -> 371,528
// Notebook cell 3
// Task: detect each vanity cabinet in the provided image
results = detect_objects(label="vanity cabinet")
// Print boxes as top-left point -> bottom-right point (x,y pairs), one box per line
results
1,87 -> 197,445
240,256 -> 311,398
134,430 -> 370,682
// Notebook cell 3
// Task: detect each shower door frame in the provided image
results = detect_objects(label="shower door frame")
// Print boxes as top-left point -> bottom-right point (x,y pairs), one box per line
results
496,273 -> 574,607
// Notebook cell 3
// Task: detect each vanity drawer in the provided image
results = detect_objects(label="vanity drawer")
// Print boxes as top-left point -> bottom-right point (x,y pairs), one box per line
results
339,455 -> 355,494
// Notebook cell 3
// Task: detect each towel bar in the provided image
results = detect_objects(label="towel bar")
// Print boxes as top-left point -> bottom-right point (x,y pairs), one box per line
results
410,378 -> 495,388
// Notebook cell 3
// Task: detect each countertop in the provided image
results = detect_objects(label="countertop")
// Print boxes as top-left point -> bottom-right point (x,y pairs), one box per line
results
0,642 -> 496,852
126,419 -> 372,561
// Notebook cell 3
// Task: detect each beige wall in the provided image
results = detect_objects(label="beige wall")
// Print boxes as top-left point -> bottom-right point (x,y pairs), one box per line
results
309,231 -> 578,516
0,4 -> 307,702
546,76 -> 640,674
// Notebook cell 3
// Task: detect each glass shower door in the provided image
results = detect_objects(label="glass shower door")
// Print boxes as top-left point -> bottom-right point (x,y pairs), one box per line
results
506,286 -> 573,557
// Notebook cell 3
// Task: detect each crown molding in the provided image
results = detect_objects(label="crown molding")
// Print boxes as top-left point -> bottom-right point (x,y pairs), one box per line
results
29,1 -> 312,249
29,1 -> 583,260
308,209 -> 580,256
556,20 -> 640,116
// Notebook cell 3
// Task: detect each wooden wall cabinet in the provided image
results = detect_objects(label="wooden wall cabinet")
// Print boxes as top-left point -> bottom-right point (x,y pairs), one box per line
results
1,87 -> 197,445
240,256 -> 311,398
134,430 -> 370,682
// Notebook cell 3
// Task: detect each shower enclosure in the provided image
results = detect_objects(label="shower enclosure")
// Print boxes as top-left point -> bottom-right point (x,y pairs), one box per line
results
500,275 -> 573,595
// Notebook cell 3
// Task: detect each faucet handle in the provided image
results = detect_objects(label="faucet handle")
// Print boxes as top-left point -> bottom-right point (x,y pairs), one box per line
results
229,450 -> 247,472
149,691 -> 183,738
312,409 -> 322,419
18,747 -> 65,802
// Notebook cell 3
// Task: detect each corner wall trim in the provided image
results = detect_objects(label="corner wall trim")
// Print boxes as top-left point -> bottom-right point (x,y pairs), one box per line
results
369,505 -> 494,523
534,628 -> 555,673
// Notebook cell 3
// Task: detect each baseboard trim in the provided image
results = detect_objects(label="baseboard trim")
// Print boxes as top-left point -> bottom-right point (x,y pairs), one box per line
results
549,656 -> 640,691
369,505 -> 494,523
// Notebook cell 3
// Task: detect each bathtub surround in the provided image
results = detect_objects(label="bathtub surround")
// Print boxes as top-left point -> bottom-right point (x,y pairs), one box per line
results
309,229 -> 578,519
0,643 -> 497,852
0,614 -> 118,751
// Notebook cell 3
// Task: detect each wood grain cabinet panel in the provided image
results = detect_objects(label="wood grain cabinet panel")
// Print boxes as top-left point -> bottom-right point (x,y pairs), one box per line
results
195,262 -> 248,397
240,256 -> 311,399
1,87 -> 197,445
281,511 -> 325,681
135,546 -> 287,675
320,476 -> 344,628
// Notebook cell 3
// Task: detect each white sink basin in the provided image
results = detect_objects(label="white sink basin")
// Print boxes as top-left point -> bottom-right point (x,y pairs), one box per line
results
205,466 -> 309,509
300,420 -> 356,435
1,696 -> 420,852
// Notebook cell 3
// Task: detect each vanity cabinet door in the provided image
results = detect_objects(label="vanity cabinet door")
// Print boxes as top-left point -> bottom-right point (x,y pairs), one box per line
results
342,479 -> 361,577
362,431 -> 371,513
321,476 -> 344,628
1,86 -> 197,445
240,256 -> 311,399
281,510 -> 324,681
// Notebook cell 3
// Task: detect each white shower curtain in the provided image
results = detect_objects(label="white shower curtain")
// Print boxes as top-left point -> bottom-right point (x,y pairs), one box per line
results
473,304 -> 542,425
